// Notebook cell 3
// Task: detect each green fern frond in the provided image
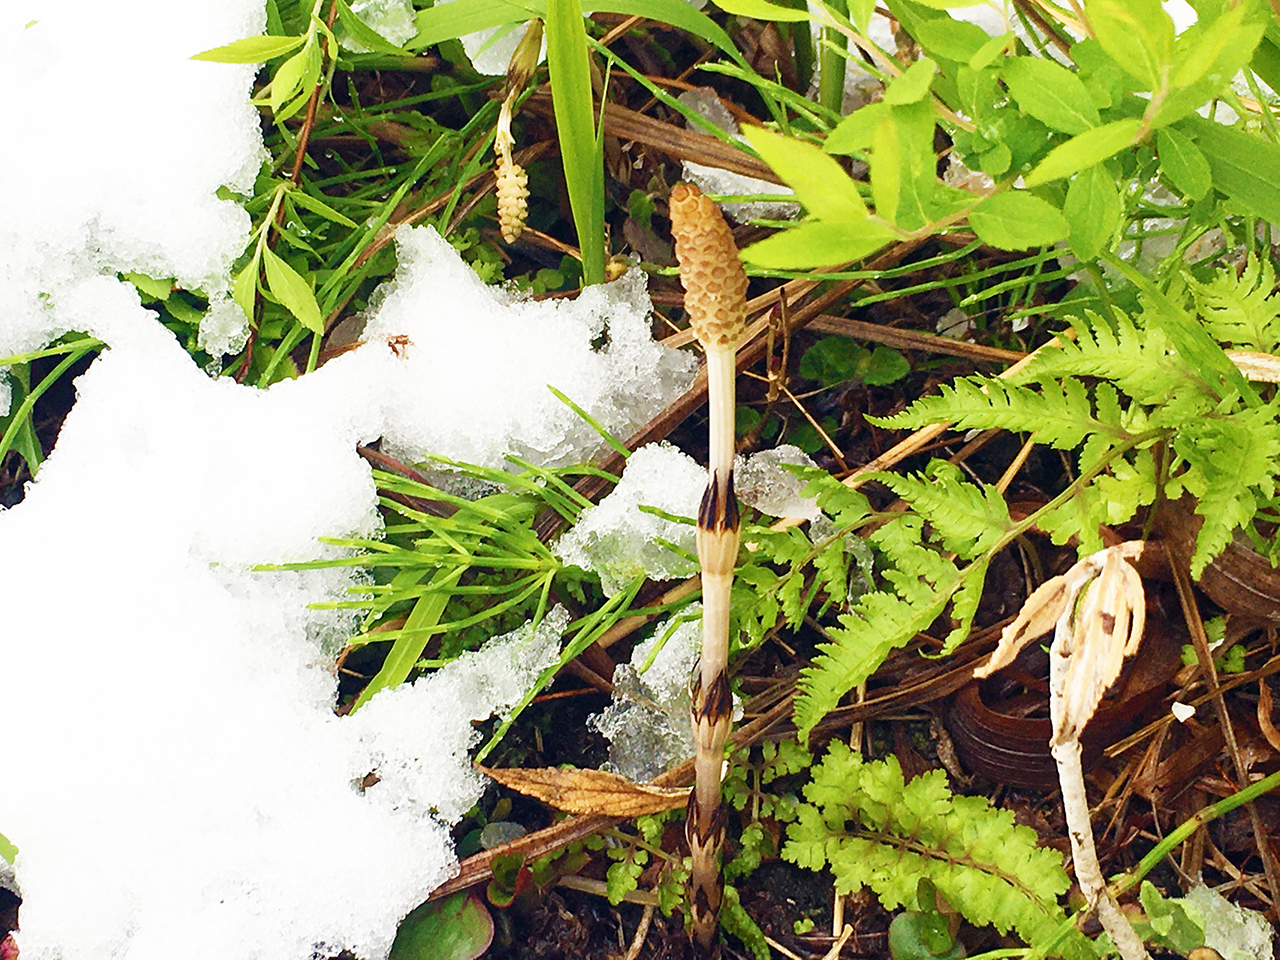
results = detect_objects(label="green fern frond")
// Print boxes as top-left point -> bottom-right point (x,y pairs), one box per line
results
1174,402 -> 1280,575
1192,255 -> 1280,353
784,744 -> 1093,960
875,459 -> 1014,559
870,377 -> 1129,450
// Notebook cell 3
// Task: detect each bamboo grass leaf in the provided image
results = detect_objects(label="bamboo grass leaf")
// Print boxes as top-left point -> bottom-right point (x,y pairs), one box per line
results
191,34 -> 305,63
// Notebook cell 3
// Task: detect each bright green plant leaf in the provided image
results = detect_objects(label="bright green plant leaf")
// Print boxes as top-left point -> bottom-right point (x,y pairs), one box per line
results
711,0 -> 810,20
800,337 -> 909,386
191,33 -> 304,63
911,17 -> 990,63
1023,118 -> 1142,186
1064,164 -> 1121,260
336,0 -> 406,53
968,191 -> 1068,250
825,100 -> 888,155
0,832 -> 16,864
1170,0 -> 1265,91
270,44 -> 310,114
1086,0 -> 1174,89
968,31 -> 1011,70
1157,126 -> 1211,200
907,0 -> 986,8
546,0 -> 605,285
262,246 -> 324,334
122,272 -> 172,302
870,101 -> 936,230
849,0 -> 876,32
232,256 -> 260,325
1190,115 -> 1280,223
389,892 -> 494,960
740,220 -> 895,268
884,57 -> 936,105
1002,57 -> 1099,135
743,125 -> 869,220
287,188 -> 359,227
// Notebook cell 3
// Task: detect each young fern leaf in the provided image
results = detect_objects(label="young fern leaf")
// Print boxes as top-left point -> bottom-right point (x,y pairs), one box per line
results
871,376 -> 1129,450
784,743 -> 1093,960
1191,254 -> 1280,353
874,459 -> 1014,559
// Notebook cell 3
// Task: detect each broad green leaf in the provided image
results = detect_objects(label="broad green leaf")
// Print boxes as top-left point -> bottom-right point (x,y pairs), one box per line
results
870,101 -> 936,230
1249,33 -> 1280,94
1158,126 -> 1210,200
1170,0 -> 1264,91
232,256 -> 260,325
740,219 -> 895,268
883,57 -> 937,105
743,125 -> 869,220
122,272 -> 172,302
336,0 -> 406,53
1064,164 -> 1121,259
389,892 -> 494,960
191,33 -> 304,63
1189,115 -> 1280,223
262,247 -> 324,334
968,191 -> 1068,250
849,0 -> 876,32
1086,0 -> 1174,88
1023,118 -> 1142,186
711,0 -> 810,20
286,188 -> 359,227
911,17 -> 990,63
1002,57 -> 1099,135
968,31 -> 1011,70
825,100 -> 888,154
0,832 -> 16,865
955,64 -> 999,119
270,45 -> 309,114
546,0 -> 605,284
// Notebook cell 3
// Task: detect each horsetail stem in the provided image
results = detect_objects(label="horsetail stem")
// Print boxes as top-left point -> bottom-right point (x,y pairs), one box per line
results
669,181 -> 747,958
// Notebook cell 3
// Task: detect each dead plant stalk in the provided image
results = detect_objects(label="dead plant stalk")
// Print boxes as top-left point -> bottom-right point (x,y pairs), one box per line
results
670,182 -> 747,957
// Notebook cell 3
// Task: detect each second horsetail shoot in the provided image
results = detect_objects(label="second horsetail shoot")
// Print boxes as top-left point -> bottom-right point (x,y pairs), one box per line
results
669,181 -> 748,958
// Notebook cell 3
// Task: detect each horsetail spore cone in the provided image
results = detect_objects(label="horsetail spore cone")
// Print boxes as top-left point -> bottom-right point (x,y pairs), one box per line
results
669,181 -> 747,958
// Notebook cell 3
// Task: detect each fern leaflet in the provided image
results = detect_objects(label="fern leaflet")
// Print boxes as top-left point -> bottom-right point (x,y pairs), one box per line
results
1191,254 -> 1280,353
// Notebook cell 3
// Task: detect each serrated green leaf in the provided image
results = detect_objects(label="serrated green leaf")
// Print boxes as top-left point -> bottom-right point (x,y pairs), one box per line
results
191,33 -> 304,63
1002,57 -> 1099,135
262,246 -> 324,334
870,100 -> 937,230
883,56 -> 936,105
270,45 -> 310,114
1157,126 -> 1211,200
1170,0 -> 1265,91
336,0 -> 407,53
1064,163 -> 1121,260
825,100 -> 888,155
968,191 -> 1068,250
711,0 -> 810,19
232,256 -> 260,326
1023,118 -> 1142,186
740,218 -> 895,268
287,188 -> 359,227
1085,0 -> 1174,89
743,125 -> 869,221
911,16 -> 991,62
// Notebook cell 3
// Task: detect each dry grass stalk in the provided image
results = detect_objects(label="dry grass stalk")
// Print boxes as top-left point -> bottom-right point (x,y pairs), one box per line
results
670,181 -> 747,957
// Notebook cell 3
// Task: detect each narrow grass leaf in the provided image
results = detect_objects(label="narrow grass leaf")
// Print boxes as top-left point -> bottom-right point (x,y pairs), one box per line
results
742,125 -> 868,220
1024,118 -> 1142,186
262,246 -> 324,333
286,188 -> 358,227
1002,57 -> 1099,134
410,0 -> 535,50
191,34 -> 304,63
335,0 -> 407,53
969,192 -> 1068,250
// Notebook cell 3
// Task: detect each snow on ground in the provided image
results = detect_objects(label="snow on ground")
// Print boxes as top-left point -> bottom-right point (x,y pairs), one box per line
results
0,3 -> 694,958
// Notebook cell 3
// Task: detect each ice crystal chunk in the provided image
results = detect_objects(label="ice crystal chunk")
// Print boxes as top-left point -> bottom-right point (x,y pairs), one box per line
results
554,442 -> 706,595
338,0 -> 417,51
197,297 -> 251,359
362,226 -> 697,471
1184,885 -> 1276,960
591,607 -> 702,781
735,444 -> 820,522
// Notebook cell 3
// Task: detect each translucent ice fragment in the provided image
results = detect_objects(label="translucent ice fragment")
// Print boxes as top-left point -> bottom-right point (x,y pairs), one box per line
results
1183,884 -> 1276,960
197,298 -> 250,358
735,445 -> 820,522
553,443 -> 705,596
339,0 -> 417,51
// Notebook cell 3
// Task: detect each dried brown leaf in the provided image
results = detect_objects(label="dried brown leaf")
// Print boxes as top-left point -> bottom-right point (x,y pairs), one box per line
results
478,765 -> 691,816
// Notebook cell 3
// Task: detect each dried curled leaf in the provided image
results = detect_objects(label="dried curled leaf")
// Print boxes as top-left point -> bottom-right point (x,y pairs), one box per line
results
669,182 -> 748,350
478,764 -> 690,816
